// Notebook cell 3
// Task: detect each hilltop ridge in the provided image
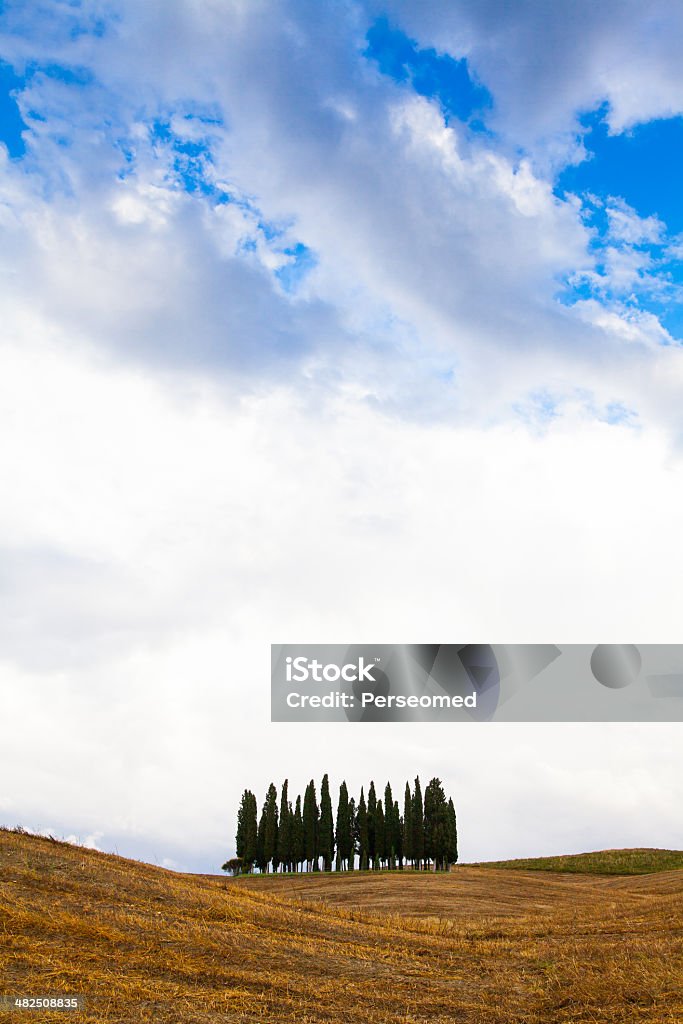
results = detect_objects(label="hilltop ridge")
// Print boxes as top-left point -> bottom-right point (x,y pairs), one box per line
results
1,828 -> 681,1023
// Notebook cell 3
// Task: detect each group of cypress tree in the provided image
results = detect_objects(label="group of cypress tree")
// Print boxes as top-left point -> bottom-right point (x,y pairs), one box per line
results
229,775 -> 457,874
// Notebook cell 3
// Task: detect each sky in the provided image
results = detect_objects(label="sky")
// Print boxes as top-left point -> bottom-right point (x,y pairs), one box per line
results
1,0 -> 682,873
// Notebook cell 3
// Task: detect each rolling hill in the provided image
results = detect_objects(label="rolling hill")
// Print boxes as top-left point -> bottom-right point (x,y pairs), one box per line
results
469,847 -> 683,875
1,828 -> 681,1023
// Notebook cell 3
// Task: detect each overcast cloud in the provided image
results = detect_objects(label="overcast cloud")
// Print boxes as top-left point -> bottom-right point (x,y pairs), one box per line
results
1,1 -> 682,871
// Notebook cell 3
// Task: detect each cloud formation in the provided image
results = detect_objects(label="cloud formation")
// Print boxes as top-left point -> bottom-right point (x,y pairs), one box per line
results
376,0 -> 683,139
1,1 -> 682,869
0,0 -> 681,425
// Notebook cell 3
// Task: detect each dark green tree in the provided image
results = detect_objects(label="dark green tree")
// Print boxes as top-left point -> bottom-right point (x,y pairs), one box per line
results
262,782 -> 279,873
235,789 -> 258,873
376,799 -> 385,869
357,787 -> 368,870
256,802 -> 267,873
319,774 -> 334,872
403,781 -> 413,868
292,794 -> 304,872
384,782 -> 395,868
335,781 -> 351,871
303,779 -> 319,871
233,775 -> 458,875
367,781 -> 377,869
424,777 -> 449,871
235,790 -> 248,860
447,797 -> 458,867
423,777 -> 434,867
394,800 -> 403,869
412,776 -> 424,870
277,780 -> 291,873
348,796 -> 356,871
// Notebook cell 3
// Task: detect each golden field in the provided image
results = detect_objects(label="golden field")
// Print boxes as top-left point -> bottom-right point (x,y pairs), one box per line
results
1,828 -> 681,1023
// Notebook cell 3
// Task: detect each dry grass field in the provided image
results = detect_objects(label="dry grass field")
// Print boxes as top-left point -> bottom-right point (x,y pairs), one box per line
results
1,828 -> 682,1024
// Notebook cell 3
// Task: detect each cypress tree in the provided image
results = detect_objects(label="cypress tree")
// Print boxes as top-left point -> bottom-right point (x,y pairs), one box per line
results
348,796 -> 356,871
423,777 -> 434,868
236,793 -> 246,855
335,781 -> 351,871
412,776 -> 424,870
384,782 -> 395,868
263,783 -> 279,873
447,797 -> 458,867
247,791 -> 258,871
394,800 -> 403,869
357,787 -> 368,870
292,794 -> 304,872
424,777 -> 449,871
277,780 -> 291,873
287,800 -> 295,870
319,774 -> 334,872
235,789 -> 250,866
376,799 -> 385,869
403,781 -> 413,868
303,779 -> 319,871
256,803 -> 267,873
367,781 -> 377,869
234,776 -> 458,875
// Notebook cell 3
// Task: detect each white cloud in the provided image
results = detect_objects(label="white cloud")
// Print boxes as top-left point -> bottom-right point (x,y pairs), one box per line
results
1,333 -> 682,867
67,831 -> 104,851
1,2 -> 682,871
0,0 -> 680,433
606,199 -> 665,246
375,0 -> 683,141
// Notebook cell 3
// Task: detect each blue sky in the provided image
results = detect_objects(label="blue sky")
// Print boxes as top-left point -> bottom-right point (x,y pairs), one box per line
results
1,1 -> 682,871
2,5 -> 681,355
0,58 -> 26,156
364,16 -> 492,128
557,110 -> 683,336
362,16 -> 683,344
559,109 -> 683,235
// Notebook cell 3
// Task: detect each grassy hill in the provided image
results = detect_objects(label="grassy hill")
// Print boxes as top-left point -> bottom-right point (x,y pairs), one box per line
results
470,848 -> 683,875
1,828 -> 682,1023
